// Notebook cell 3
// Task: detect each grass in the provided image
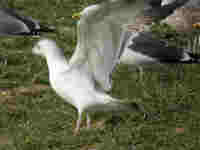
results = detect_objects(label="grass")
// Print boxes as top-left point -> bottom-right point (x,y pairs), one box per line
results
1,0 -> 200,149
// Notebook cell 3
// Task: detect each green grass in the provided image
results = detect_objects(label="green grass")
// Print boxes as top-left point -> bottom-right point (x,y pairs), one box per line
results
1,0 -> 200,149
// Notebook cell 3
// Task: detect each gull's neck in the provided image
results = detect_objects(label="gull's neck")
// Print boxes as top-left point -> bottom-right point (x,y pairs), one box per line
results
45,50 -> 69,75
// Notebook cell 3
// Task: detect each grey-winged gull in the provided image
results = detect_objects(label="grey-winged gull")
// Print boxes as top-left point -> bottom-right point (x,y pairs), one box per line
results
0,7 -> 55,36
32,38 -> 141,134
120,0 -> 200,70
120,31 -> 200,67
32,0 -> 192,134
32,0 -> 157,134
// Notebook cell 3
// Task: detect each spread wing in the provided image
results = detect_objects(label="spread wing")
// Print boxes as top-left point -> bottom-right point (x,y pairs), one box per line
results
70,0 -> 151,91
69,0 -> 188,91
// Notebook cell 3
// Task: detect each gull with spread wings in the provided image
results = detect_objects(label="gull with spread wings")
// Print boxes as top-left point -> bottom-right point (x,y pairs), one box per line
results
32,0 -> 164,134
32,0 -> 193,134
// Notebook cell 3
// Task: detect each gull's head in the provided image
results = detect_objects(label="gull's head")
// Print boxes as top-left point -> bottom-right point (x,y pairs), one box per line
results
82,5 -> 99,16
32,39 -> 59,57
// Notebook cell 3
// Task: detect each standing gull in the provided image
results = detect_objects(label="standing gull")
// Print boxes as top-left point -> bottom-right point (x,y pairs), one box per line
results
32,0 -> 165,134
32,0 -> 192,134
32,39 -> 141,134
0,7 -> 55,36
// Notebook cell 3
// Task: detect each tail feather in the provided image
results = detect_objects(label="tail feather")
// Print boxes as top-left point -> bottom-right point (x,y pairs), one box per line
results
106,101 -> 145,113
34,24 -> 56,33
19,25 -> 56,36
92,97 -> 144,113
91,93 -> 146,114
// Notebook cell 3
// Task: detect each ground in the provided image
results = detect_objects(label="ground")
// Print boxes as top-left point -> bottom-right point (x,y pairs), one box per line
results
0,0 -> 200,150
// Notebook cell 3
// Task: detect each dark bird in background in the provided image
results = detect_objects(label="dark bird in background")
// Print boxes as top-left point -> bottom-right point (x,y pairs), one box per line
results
143,0 -> 190,22
0,7 -> 55,36
119,0 -> 200,71
162,0 -> 200,32
161,0 -> 200,52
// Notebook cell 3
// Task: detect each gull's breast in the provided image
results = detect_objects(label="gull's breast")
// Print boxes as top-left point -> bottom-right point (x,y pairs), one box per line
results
49,69 -> 95,108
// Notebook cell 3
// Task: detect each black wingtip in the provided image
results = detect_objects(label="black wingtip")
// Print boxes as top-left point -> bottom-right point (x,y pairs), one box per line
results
9,26 -> 56,36
27,25 -> 56,36
37,25 -> 56,33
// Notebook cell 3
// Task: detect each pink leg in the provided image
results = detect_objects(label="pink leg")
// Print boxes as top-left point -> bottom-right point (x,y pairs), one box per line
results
86,113 -> 91,129
74,110 -> 82,135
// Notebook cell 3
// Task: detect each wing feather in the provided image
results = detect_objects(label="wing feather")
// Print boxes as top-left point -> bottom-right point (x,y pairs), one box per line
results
70,0 -> 150,91
70,0 -> 188,91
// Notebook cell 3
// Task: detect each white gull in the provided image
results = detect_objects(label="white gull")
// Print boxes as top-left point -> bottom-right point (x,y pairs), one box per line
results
32,38 -> 139,134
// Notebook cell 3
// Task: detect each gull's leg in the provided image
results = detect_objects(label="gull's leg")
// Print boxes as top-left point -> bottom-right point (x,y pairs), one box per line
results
139,66 -> 144,80
86,113 -> 91,129
74,110 -> 82,135
137,66 -> 144,84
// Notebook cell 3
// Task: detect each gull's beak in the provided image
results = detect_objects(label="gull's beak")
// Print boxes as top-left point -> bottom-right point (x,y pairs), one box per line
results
72,12 -> 81,20
192,23 -> 200,29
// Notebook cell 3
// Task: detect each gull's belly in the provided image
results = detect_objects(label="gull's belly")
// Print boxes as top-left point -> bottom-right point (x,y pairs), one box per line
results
50,79 -> 74,107
49,70 -> 95,109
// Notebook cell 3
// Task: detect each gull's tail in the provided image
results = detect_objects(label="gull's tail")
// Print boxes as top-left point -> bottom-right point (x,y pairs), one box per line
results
93,93 -> 145,114
106,100 -> 145,114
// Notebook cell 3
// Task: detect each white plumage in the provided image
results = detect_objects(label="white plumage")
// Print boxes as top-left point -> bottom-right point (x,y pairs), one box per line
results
32,0 -> 155,134
32,38 -> 140,134
33,39 -> 123,134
